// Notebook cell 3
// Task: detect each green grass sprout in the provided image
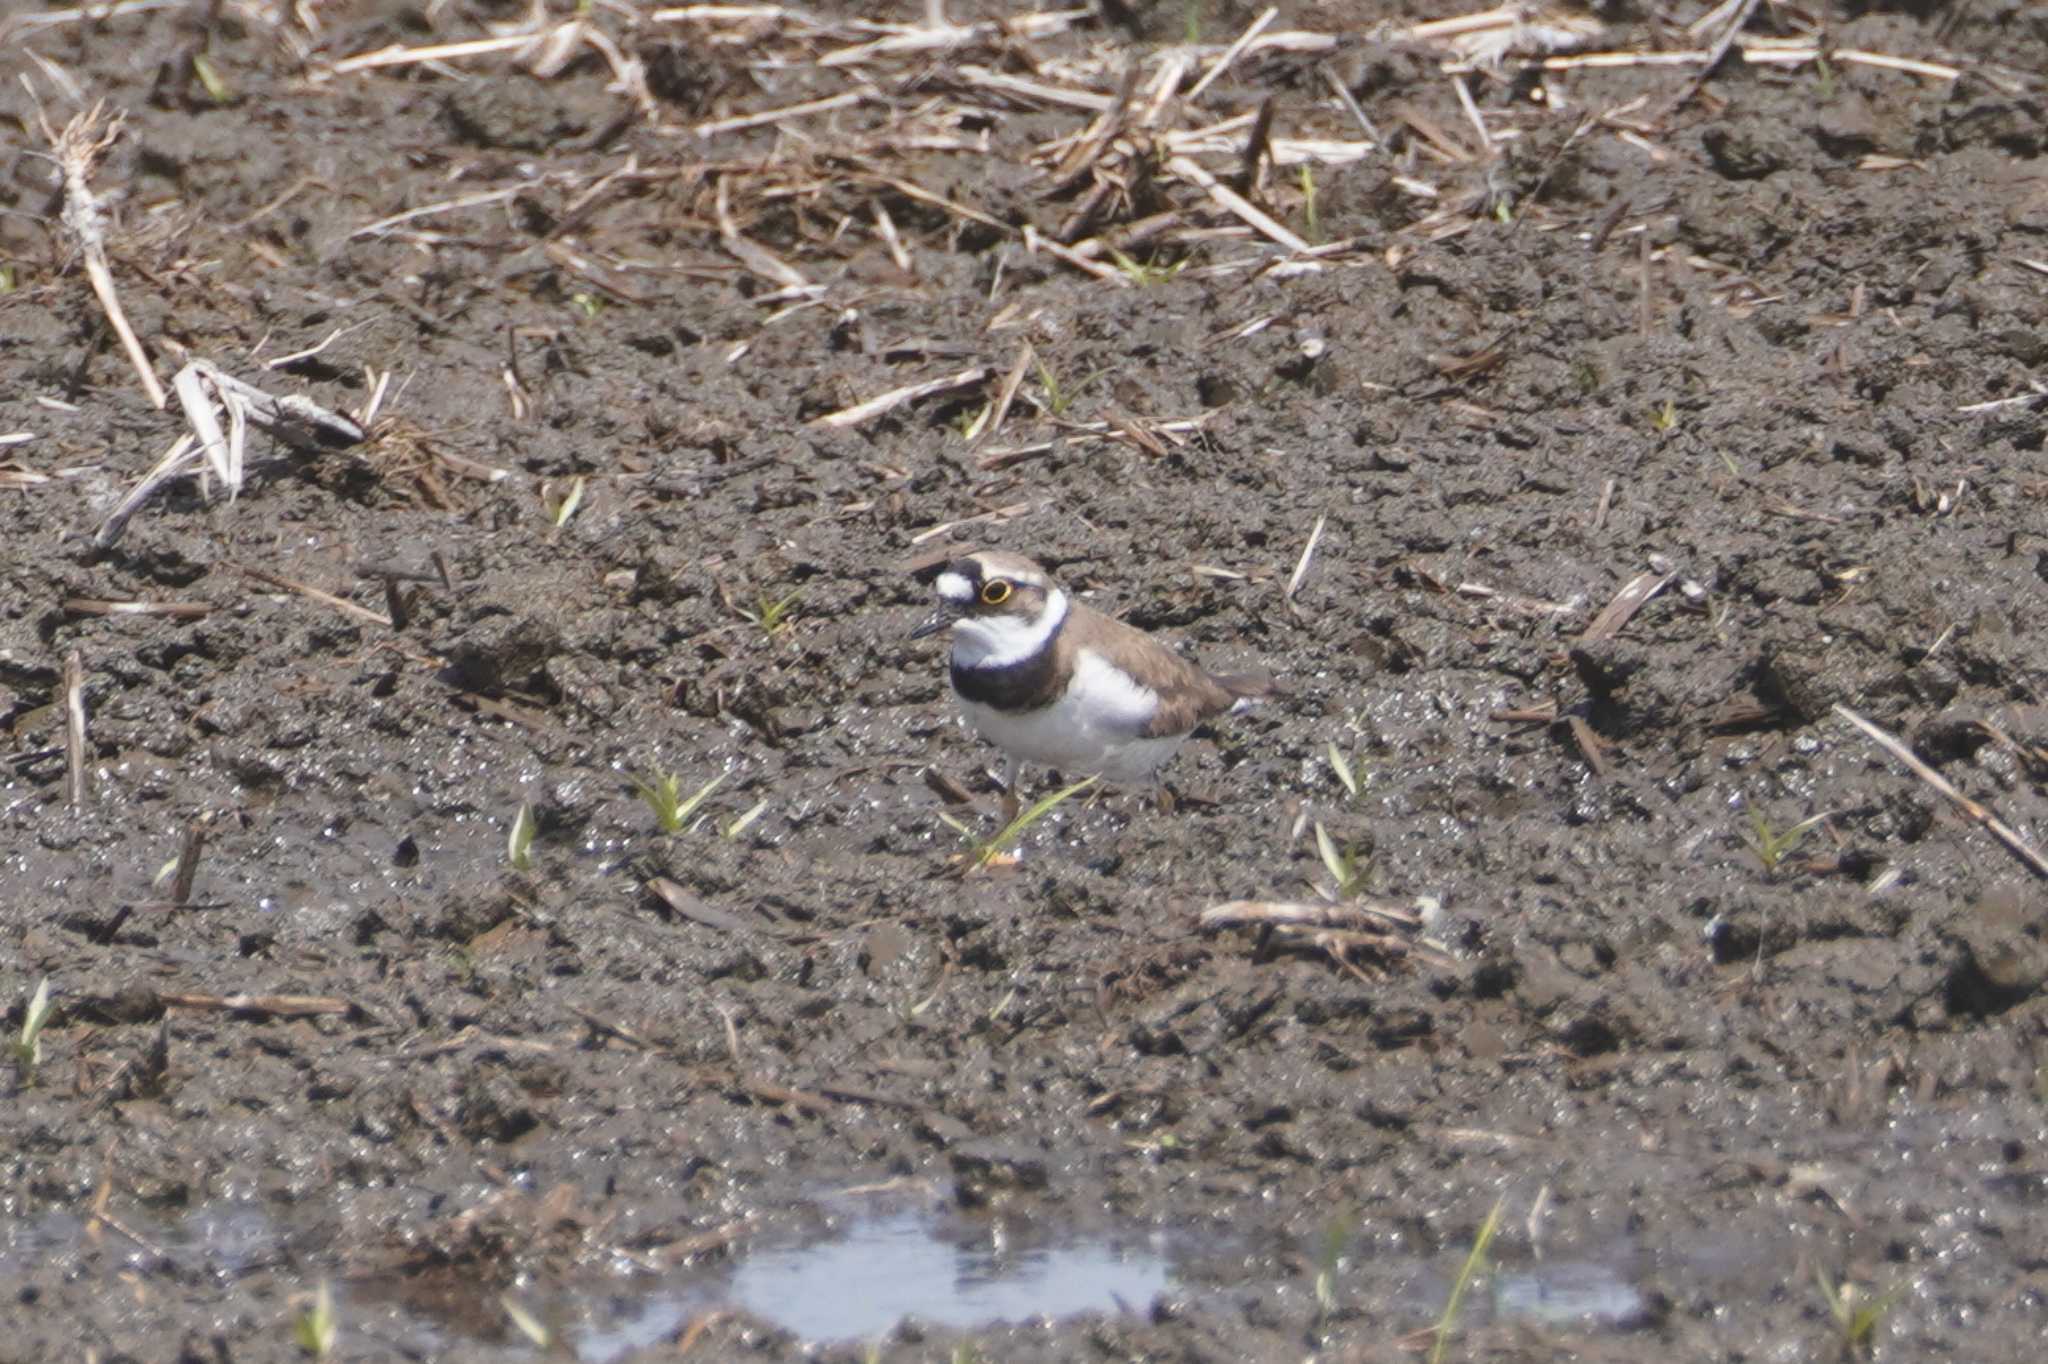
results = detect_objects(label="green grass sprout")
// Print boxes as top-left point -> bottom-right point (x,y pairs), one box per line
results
548,475 -> 586,528
740,586 -> 803,637
1314,821 -> 1371,898
292,1281 -> 337,1359
1032,359 -> 1103,417
946,776 -> 1098,874
1816,1264 -> 1904,1358
191,53 -> 233,104
1299,164 -> 1321,243
14,977 -> 54,1081
633,770 -> 725,834
1107,246 -> 1189,286
1314,1208 -> 1353,1324
507,802 -> 537,871
1746,807 -> 1832,877
1428,1194 -> 1505,1364
1327,740 -> 1366,800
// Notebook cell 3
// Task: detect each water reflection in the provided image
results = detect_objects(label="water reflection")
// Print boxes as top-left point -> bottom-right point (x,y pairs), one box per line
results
580,1209 -> 1174,1356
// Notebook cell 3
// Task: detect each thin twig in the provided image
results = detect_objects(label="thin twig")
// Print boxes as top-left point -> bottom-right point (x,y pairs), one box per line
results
170,815 -> 209,907
1834,703 -> 2048,879
1185,5 -> 1278,103
64,649 -> 87,809
808,366 -> 990,429
39,102 -> 165,409
1660,0 -> 1763,123
1285,514 -> 1326,613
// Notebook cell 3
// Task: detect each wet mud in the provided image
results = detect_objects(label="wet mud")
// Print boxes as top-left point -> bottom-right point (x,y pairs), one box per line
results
5,1 -> 2048,1360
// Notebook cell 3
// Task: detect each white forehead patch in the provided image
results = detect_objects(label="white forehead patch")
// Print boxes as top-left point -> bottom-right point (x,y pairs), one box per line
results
936,571 -> 974,603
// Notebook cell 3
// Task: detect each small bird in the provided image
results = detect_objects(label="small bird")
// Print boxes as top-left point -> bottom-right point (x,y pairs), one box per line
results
910,550 -> 1271,797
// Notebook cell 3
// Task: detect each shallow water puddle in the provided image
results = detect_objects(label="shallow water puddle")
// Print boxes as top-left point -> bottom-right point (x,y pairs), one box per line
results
576,1209 -> 1176,1356
1487,1258 -> 1647,1327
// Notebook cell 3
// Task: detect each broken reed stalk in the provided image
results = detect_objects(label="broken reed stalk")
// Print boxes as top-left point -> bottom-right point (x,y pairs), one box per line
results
39,102 -> 166,409
63,649 -> 87,809
1661,0 -> 1765,121
1834,704 -> 2048,879
170,815 -> 209,907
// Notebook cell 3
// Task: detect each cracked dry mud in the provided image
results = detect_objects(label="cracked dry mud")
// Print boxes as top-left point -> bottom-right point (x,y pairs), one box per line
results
5,2 -> 2048,1361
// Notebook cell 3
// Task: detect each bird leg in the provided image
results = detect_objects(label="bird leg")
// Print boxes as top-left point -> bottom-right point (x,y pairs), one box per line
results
995,756 -> 1021,825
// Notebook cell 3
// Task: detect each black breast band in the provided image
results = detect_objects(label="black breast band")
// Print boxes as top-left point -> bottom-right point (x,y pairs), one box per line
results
952,648 -> 1060,712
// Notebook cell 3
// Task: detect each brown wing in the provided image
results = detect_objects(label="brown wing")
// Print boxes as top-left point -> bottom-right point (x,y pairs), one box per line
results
1068,603 -> 1261,738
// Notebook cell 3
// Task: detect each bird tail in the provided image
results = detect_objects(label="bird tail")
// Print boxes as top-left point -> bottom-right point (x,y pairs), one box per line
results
1213,672 -> 1280,713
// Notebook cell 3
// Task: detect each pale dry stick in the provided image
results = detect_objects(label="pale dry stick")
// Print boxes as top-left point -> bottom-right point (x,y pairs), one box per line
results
1025,227 -> 1129,284
1185,5 -> 1278,103
720,227 -> 812,291
227,563 -> 395,629
169,814 -> 209,907
1069,211 -> 1182,261
808,366 -> 990,429
1285,513 -> 1326,613
1043,62 -> 1140,194
907,499 -> 1035,546
857,172 -> 1009,233
1537,50 -> 1709,72
1136,50 -> 1193,129
1164,155 -> 1311,254
1685,0 -> 1751,39
63,649 -> 87,809
693,88 -> 871,139
0,0 -> 183,42
955,65 -> 1115,113
172,362 -> 240,498
976,342 -> 1035,447
1660,0 -> 1763,122
187,361 -> 366,446
1163,109 -> 1260,149
327,33 -> 538,76
1578,569 -> 1675,644
556,20 -> 657,119
20,46 -> 88,105
819,20 -> 978,66
715,173 -> 812,290
1638,231 -> 1654,339
1454,581 -> 1577,617
1957,385 -> 2048,414
1407,4 -> 1527,42
349,187 -> 523,241
160,992 -> 352,1017
1200,899 -> 1427,932
261,319 -> 375,371
1451,73 -> 1493,156
871,200 -> 911,273
1322,64 -> 1384,145
1834,703 -> 2048,879
95,433 -> 196,548
40,102 -> 165,409
62,598 -> 211,619
1835,49 -> 1962,81
1568,713 -> 1611,779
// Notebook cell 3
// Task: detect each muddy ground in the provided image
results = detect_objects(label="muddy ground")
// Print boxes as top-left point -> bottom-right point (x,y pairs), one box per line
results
5,0 -> 2048,1359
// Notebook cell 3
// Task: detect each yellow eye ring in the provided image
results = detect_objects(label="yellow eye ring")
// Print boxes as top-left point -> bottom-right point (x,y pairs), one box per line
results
980,580 -> 1012,605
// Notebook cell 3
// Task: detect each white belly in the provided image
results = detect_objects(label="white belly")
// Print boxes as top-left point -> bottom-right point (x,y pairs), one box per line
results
956,649 -> 1190,784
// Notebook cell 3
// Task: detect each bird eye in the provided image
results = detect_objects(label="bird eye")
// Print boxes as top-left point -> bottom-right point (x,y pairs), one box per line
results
980,580 -> 1012,605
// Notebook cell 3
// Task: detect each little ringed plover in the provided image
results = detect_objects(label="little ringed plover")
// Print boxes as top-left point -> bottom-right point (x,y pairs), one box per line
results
911,551 -> 1271,792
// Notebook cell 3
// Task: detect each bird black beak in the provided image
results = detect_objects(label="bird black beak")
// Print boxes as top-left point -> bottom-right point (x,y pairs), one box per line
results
909,602 -> 959,640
